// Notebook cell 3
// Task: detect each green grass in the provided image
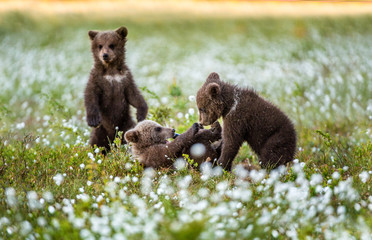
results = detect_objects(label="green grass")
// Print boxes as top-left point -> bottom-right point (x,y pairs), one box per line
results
0,11 -> 371,239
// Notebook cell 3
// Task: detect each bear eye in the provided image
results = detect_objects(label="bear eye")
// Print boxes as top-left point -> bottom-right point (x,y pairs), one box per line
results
199,108 -> 205,113
98,45 -> 103,50
155,127 -> 161,132
109,44 -> 115,50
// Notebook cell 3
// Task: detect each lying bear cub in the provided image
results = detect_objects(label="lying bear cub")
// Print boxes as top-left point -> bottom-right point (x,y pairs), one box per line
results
124,120 -> 222,169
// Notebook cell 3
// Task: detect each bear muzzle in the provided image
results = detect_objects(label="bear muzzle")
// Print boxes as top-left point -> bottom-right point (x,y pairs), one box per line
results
102,53 -> 109,61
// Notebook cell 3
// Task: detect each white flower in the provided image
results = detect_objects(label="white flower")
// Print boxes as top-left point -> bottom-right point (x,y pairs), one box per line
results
188,108 -> 195,115
250,169 -> 266,183
176,112 -> 183,119
27,191 -> 41,209
80,163 -> 85,169
188,95 -> 195,102
48,206 -> 55,214
178,175 -> 192,189
234,164 -> 248,179
310,173 -> 323,186
5,188 -> 17,207
359,171 -> 369,183
332,171 -> 340,180
53,173 -> 64,186
20,221 -> 32,236
174,158 -> 186,170
190,143 -> 206,158
88,152 -> 95,161
272,230 -> 279,238
16,122 -> 25,129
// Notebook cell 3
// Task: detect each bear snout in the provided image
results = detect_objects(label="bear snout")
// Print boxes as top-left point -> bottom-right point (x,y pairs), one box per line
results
102,53 -> 109,61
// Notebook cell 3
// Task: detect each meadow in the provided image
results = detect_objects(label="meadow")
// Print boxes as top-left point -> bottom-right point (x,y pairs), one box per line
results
0,8 -> 371,240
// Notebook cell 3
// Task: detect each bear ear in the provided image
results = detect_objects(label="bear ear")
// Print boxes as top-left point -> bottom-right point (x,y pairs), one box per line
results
207,72 -> 220,81
115,26 -> 128,39
124,130 -> 139,143
206,83 -> 221,98
88,31 -> 98,41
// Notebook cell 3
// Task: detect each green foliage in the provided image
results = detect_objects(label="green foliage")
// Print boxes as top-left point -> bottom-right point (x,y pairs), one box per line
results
149,105 -> 172,126
169,80 -> 182,97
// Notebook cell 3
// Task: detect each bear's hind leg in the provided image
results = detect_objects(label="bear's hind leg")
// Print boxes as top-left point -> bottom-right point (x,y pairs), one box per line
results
259,130 -> 296,169
90,126 -> 111,151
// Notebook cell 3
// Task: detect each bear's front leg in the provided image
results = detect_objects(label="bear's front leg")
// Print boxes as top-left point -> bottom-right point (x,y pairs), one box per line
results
136,105 -> 148,122
86,108 -> 102,127
216,125 -> 243,171
165,123 -> 200,156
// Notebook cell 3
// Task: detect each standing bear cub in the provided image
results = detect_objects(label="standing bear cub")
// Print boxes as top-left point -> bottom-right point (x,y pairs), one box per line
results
84,27 -> 148,150
196,72 -> 297,170
124,120 -> 222,169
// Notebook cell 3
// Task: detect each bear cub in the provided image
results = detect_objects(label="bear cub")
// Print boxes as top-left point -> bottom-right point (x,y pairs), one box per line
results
196,72 -> 297,170
124,120 -> 222,169
84,26 -> 148,150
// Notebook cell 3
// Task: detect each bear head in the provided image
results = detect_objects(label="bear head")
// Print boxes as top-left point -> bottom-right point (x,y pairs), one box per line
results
124,120 -> 176,148
196,72 -> 225,126
88,26 -> 128,66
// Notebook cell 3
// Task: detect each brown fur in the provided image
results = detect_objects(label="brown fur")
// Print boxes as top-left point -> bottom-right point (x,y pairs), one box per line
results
124,120 -> 222,169
84,27 -> 148,150
196,72 -> 297,170
182,121 -> 222,166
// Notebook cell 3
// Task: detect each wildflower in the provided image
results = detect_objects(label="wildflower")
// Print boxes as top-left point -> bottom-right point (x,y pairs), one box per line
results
178,175 -> 192,189
188,95 -> 195,101
188,108 -> 195,115
5,188 -> 17,207
48,206 -> 55,214
354,203 -> 361,211
53,173 -> 64,186
174,158 -> 186,170
37,217 -> 46,227
250,169 -> 266,183
176,112 -> 183,119
80,163 -> 85,169
27,191 -> 42,209
234,164 -> 248,179
200,162 -> 212,180
20,221 -> 32,236
332,171 -> 340,180
125,162 -> 132,169
310,173 -> 323,186
88,152 -> 95,161
16,122 -> 25,129
161,96 -> 168,104
190,143 -> 206,158
359,171 -> 369,183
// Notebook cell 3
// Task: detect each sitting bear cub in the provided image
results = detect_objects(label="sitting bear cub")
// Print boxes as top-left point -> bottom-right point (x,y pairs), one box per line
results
196,72 -> 297,170
124,120 -> 222,169
84,26 -> 148,150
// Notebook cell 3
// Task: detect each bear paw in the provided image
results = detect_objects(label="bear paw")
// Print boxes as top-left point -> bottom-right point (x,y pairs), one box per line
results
191,122 -> 201,135
87,114 -> 102,127
210,121 -> 222,133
